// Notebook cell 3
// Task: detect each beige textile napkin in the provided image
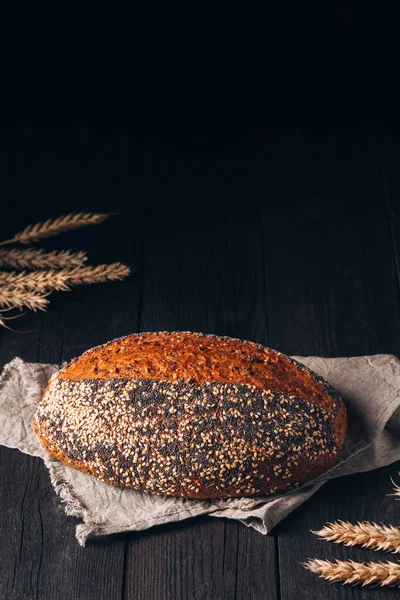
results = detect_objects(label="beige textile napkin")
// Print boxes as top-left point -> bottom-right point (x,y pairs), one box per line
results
1,355 -> 400,546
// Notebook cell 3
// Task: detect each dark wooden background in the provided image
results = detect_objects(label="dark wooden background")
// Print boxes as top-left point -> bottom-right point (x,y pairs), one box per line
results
1,128 -> 400,599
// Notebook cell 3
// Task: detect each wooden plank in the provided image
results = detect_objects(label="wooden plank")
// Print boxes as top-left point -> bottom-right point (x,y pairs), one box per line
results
139,210 -> 268,344
125,518 -> 236,600
235,525 -> 279,600
262,189 -> 400,599
123,211 -> 276,600
0,217 -> 142,600
383,140 -> 400,297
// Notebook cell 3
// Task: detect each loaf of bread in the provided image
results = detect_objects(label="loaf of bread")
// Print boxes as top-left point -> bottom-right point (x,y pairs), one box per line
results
33,332 -> 347,499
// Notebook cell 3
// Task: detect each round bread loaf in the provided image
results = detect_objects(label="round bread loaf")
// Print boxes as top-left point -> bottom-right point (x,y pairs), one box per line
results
33,332 -> 347,499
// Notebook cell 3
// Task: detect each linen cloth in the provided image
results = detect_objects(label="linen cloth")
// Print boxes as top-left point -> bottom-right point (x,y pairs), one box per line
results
1,354 -> 400,546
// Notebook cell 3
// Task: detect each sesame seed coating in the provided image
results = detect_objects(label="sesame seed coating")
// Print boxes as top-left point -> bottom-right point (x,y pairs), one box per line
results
34,376 -> 344,499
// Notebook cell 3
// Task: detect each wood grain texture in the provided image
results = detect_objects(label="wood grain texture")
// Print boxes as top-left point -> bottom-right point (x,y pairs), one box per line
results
1,131 -> 399,599
262,168 -> 400,598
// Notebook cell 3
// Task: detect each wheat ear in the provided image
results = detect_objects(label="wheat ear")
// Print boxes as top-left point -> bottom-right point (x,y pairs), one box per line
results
313,520 -> 400,554
0,248 -> 87,269
0,288 -> 49,311
0,263 -> 130,293
303,558 -> 400,587
0,212 -> 110,246
63,263 -> 130,285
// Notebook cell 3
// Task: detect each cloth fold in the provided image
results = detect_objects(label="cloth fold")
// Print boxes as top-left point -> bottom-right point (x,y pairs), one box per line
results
1,354 -> 400,546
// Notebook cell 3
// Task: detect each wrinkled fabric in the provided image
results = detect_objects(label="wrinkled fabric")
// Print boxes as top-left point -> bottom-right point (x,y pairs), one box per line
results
1,354 -> 399,546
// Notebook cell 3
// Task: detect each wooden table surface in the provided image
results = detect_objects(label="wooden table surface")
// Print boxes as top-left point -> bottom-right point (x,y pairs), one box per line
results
1,131 -> 400,599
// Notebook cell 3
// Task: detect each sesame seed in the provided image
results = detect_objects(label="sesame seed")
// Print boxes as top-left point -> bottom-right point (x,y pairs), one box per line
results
35,374 -> 339,499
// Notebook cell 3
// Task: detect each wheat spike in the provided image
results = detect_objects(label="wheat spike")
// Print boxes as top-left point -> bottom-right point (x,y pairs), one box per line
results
0,248 -> 87,270
0,270 -> 70,292
303,558 -> 400,587
0,263 -> 130,293
0,287 -> 49,311
0,212 -> 110,246
313,520 -> 400,554
63,263 -> 130,285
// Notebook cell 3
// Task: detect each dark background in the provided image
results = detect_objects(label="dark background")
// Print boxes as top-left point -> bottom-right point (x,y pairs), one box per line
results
2,8 -> 400,599
1,4 -> 399,226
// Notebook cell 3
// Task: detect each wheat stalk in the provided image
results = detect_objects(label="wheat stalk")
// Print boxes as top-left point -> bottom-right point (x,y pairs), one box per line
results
313,520 -> 400,554
303,558 -> 400,587
0,212 -> 110,246
0,287 -> 49,311
0,263 -> 130,293
0,248 -> 87,270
